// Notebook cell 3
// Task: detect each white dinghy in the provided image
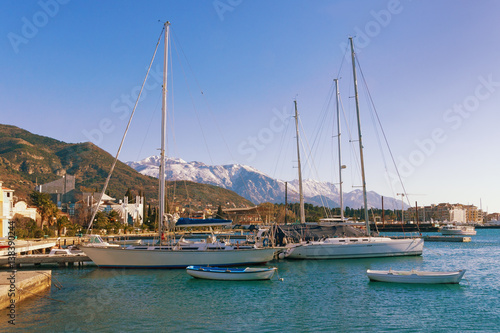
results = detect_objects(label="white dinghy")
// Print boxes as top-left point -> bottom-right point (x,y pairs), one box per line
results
186,266 -> 277,281
366,269 -> 466,284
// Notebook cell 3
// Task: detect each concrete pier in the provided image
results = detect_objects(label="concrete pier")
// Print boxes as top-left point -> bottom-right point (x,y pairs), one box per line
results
0,270 -> 52,308
423,236 -> 472,242
0,254 -> 92,268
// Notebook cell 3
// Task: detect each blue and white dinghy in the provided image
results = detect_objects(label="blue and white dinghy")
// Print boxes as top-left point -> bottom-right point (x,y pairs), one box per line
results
366,269 -> 466,284
186,266 -> 277,281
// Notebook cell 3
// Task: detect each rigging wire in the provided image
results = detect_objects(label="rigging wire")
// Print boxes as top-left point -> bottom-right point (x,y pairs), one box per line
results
337,83 -> 362,193
289,79 -> 342,219
86,25 -> 165,232
356,57 -> 397,210
134,92 -> 162,161
297,115 -> 332,218
170,30 -> 214,165
170,28 -> 267,222
165,32 -> 182,215
355,57 -> 412,209
271,112 -> 293,180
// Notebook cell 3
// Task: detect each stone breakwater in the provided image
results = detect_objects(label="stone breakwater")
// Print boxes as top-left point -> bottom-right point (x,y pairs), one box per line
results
0,270 -> 52,309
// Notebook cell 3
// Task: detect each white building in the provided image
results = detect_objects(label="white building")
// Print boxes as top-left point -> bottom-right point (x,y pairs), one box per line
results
449,205 -> 467,223
83,193 -> 144,225
13,200 -> 39,222
0,182 -> 14,238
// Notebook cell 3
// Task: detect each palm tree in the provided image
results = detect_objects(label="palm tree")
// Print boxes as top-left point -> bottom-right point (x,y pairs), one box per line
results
56,216 -> 70,236
29,191 -> 59,227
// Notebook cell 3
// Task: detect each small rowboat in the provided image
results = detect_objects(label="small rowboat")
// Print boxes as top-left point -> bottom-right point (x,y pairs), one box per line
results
367,269 -> 466,284
186,266 -> 277,281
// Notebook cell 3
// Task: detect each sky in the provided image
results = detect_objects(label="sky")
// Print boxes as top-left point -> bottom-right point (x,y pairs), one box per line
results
2,0 -> 500,213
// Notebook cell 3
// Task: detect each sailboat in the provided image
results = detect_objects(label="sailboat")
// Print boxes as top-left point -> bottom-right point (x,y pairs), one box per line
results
82,22 -> 276,268
285,38 -> 423,259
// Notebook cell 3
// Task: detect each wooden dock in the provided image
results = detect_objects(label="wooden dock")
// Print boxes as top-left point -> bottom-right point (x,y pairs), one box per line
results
423,236 -> 472,242
0,240 -> 57,256
0,254 -> 93,268
0,270 -> 52,309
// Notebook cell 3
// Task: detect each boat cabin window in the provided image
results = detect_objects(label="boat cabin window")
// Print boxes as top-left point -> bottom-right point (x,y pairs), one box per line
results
88,235 -> 105,244
339,240 -> 345,242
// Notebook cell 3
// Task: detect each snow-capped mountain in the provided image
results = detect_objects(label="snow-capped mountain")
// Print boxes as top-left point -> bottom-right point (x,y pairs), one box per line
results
126,156 -> 405,209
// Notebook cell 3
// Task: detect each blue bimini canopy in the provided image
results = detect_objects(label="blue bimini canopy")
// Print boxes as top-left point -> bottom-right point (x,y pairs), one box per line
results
175,218 -> 233,228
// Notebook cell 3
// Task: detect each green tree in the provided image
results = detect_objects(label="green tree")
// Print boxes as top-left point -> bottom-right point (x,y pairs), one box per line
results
29,191 -> 59,226
93,211 -> 109,231
145,206 -> 158,231
56,216 -> 70,236
108,210 -> 122,233
215,205 -> 226,219
14,217 -> 41,239
125,188 -> 134,203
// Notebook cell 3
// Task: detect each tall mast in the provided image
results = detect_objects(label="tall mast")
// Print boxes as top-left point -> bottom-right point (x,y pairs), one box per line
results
159,21 -> 170,236
294,100 -> 306,224
284,181 -> 288,225
334,79 -> 344,222
349,37 -> 371,235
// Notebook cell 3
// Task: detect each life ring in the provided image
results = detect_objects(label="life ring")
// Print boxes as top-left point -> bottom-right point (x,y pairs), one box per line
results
263,238 -> 269,247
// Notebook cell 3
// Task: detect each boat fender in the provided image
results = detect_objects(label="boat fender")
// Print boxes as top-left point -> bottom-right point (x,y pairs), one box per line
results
263,238 -> 269,247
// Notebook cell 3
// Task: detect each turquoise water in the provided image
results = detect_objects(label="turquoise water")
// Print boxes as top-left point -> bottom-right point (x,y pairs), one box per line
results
3,229 -> 500,332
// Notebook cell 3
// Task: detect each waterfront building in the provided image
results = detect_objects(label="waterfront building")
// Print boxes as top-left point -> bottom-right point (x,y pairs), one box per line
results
464,205 -> 484,223
486,212 -> 500,221
449,204 -> 467,223
407,202 -> 483,223
0,181 -> 14,238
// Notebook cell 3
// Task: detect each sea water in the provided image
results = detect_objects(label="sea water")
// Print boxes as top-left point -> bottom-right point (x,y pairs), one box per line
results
2,229 -> 500,332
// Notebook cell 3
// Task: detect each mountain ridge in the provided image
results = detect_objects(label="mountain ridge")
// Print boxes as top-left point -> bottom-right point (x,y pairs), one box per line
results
127,155 -> 408,209
0,124 -> 253,209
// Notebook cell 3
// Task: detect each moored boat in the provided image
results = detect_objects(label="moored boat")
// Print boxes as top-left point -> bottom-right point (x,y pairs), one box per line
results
366,269 -> 466,284
81,22 -> 277,268
440,225 -> 476,236
186,265 -> 277,280
286,237 -> 424,259
283,38 -> 423,260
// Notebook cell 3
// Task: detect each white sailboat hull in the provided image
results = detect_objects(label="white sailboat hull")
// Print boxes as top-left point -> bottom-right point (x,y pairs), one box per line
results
286,237 -> 423,259
82,246 -> 277,268
367,269 -> 466,284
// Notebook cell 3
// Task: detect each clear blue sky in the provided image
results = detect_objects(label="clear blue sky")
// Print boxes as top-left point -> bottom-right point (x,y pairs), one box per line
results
2,0 -> 500,213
